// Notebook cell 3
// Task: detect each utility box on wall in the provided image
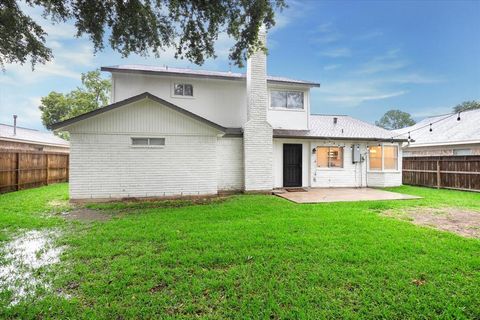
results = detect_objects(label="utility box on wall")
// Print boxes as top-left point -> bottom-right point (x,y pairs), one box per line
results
352,144 -> 361,163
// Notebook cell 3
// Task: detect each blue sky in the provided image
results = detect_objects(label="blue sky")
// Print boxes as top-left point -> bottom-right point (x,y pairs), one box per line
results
1,0 -> 479,131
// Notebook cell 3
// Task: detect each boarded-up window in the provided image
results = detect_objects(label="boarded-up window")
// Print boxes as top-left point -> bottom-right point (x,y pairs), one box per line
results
317,147 -> 343,168
384,146 -> 398,170
369,146 -> 382,170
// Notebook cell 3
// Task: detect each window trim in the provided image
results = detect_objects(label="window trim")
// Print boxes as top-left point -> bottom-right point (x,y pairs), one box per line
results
130,137 -> 166,148
367,144 -> 400,172
269,89 -> 305,111
171,82 -> 195,99
316,146 -> 344,169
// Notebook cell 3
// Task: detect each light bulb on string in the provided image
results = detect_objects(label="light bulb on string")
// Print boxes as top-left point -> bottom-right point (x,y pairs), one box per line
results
429,123 -> 433,132
457,112 -> 461,121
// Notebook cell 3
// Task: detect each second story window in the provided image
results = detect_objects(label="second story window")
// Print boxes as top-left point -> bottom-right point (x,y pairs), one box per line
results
270,90 -> 304,109
174,83 -> 193,97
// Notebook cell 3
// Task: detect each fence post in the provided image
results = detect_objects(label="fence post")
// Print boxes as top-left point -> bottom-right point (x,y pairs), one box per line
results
15,152 -> 20,191
436,160 -> 441,189
46,153 -> 49,185
66,154 -> 69,182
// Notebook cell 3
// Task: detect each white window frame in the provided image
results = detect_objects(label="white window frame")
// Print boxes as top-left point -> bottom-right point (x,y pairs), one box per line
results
130,137 -> 166,148
367,144 -> 400,172
269,89 -> 305,111
315,146 -> 345,170
171,82 -> 195,99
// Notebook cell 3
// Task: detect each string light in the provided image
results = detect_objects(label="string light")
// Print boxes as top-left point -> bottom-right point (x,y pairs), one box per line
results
389,111 -> 462,140
408,131 -> 411,140
429,123 -> 433,132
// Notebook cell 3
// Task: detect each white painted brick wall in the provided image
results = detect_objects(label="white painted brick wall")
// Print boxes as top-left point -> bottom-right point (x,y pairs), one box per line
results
67,98 -> 221,199
243,27 -> 274,191
217,137 -> 244,191
69,134 -> 218,199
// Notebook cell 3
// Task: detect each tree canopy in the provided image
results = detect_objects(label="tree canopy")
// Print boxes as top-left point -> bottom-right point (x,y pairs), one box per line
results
39,70 -> 110,139
453,100 -> 480,113
375,109 -> 416,130
0,0 -> 286,69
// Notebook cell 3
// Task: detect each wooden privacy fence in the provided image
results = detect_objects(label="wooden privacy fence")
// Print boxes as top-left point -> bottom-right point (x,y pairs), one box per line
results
0,151 -> 69,193
403,156 -> 480,191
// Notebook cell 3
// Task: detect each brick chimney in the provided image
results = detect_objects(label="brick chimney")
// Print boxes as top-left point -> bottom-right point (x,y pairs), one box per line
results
243,26 -> 273,192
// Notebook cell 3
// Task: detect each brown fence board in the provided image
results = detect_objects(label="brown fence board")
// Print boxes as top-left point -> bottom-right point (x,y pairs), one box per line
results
0,151 -> 69,193
403,156 -> 480,191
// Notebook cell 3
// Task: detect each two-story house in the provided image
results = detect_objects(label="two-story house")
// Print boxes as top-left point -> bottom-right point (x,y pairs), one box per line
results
52,29 -> 406,200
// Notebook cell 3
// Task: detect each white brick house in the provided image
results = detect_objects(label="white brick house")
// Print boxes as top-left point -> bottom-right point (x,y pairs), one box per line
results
52,29 -> 406,200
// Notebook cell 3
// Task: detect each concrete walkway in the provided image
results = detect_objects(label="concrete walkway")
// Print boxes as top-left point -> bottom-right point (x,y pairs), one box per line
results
276,188 -> 421,203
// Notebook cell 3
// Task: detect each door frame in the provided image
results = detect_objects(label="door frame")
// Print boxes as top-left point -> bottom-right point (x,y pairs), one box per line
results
283,143 -> 303,187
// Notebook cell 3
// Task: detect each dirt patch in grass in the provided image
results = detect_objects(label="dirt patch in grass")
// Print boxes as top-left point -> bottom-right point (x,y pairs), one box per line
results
62,208 -> 112,222
384,207 -> 480,238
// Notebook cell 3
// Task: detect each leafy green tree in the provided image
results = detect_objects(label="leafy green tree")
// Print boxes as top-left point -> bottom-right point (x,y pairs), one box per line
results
453,100 -> 480,113
39,70 -> 110,139
1,0 -> 286,69
375,109 -> 416,130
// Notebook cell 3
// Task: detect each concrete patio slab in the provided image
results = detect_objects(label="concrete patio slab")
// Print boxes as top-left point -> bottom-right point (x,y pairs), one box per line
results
276,188 -> 421,203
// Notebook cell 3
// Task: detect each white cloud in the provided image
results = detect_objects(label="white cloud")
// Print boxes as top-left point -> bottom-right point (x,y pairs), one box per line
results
1,96 -> 44,129
319,47 -> 351,58
272,0 -> 310,31
355,59 -> 409,75
314,78 -> 409,108
356,30 -> 384,41
411,106 -> 452,118
382,73 -> 444,84
323,64 -> 341,71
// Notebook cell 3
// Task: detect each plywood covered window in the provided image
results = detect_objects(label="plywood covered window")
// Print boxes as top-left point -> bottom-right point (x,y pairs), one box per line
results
270,91 -> 304,109
317,147 -> 343,168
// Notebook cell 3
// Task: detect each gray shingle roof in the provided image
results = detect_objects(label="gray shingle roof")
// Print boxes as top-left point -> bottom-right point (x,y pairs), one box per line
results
101,65 -> 320,87
392,108 -> 480,147
274,115 -> 405,141
0,124 -> 69,147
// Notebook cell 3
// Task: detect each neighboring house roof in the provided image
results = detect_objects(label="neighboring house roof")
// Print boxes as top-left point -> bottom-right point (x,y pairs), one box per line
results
101,65 -> 321,87
51,92 -> 233,133
274,115 -> 407,142
392,109 -> 480,147
0,123 -> 69,147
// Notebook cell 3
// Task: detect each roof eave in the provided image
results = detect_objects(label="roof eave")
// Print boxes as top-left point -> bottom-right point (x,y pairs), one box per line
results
273,134 -> 407,142
102,67 -> 321,88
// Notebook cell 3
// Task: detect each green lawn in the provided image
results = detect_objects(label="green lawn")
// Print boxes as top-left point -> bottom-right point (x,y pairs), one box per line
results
1,184 -> 479,319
